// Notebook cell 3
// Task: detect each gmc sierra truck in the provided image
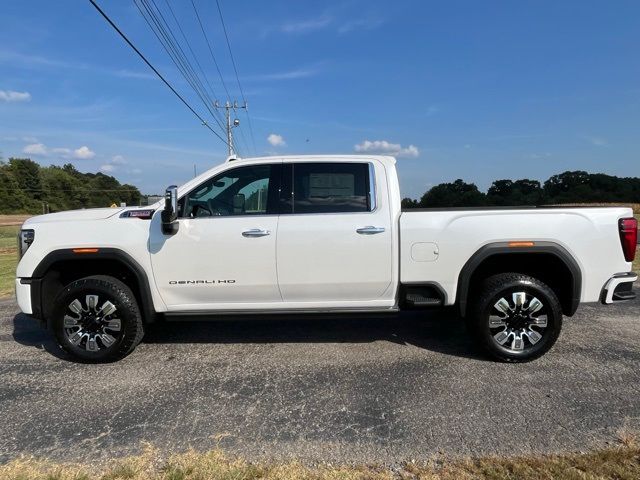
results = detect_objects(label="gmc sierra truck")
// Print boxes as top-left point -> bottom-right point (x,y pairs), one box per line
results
15,155 -> 638,362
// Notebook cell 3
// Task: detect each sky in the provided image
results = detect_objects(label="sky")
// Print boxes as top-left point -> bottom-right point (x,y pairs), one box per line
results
1,0 -> 639,198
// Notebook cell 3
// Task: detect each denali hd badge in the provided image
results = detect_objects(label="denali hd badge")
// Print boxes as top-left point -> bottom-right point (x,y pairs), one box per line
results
169,280 -> 236,285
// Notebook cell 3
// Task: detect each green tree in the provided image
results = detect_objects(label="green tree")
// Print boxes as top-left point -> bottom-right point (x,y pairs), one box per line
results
8,158 -> 43,200
401,197 -> 419,209
0,157 -> 143,213
488,178 -> 543,205
419,179 -> 486,207
0,162 -> 34,213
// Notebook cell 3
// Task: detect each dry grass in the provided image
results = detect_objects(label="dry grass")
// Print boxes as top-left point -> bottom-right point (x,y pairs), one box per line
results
1,440 -> 639,480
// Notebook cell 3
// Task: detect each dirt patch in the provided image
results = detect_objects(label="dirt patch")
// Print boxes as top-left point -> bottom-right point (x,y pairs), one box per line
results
0,215 -> 31,226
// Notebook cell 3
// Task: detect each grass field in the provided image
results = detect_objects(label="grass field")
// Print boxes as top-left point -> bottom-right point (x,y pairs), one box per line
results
1,439 -> 639,480
0,225 -> 20,298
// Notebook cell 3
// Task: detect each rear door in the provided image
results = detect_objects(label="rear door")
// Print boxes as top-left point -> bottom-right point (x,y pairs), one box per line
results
276,160 -> 393,305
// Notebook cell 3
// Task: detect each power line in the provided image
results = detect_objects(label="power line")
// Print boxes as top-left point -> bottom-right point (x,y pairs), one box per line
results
134,0 -> 247,157
161,0 -> 228,129
189,0 -> 231,102
215,0 -> 257,156
88,0 -> 230,147
134,0 -> 228,138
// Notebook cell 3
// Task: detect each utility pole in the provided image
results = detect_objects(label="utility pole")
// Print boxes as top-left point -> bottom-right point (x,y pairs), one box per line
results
214,100 -> 247,156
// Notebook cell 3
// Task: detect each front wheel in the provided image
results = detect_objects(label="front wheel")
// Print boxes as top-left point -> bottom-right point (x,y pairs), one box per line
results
469,273 -> 562,362
51,275 -> 144,362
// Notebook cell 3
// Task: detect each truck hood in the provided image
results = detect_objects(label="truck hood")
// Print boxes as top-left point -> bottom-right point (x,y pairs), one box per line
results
23,208 -> 125,225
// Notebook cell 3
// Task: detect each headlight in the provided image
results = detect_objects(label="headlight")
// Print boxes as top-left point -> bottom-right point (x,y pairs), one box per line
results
18,229 -> 35,259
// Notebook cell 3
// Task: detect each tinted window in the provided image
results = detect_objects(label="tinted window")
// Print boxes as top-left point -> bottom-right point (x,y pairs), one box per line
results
288,163 -> 370,214
181,165 -> 273,217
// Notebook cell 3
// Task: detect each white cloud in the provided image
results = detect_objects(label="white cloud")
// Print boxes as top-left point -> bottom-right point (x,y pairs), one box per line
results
281,16 -> 332,34
267,133 -> 286,147
98,154 -> 127,173
354,140 -> 420,158
73,146 -> 95,159
22,142 -> 96,159
0,90 -> 31,102
23,143 -> 47,155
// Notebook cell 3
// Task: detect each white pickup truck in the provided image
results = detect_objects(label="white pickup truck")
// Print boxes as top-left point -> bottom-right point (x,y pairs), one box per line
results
15,155 -> 637,362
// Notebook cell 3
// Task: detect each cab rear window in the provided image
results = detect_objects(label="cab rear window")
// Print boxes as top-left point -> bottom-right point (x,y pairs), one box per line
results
282,162 -> 371,214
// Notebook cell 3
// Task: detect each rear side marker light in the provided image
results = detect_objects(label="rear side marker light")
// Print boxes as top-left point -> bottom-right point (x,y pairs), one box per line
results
73,248 -> 99,254
619,217 -> 638,262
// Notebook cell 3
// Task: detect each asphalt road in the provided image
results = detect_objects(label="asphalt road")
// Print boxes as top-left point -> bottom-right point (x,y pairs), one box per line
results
1,293 -> 639,465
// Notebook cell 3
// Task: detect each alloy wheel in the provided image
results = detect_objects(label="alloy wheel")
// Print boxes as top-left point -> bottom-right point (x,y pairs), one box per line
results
63,295 -> 122,352
488,291 -> 548,353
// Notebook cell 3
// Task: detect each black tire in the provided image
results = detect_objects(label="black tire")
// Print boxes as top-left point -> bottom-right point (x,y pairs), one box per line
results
469,273 -> 562,362
51,275 -> 144,362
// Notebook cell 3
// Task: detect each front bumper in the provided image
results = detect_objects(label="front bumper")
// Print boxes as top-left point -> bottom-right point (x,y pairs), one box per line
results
15,278 -> 33,314
601,272 -> 637,304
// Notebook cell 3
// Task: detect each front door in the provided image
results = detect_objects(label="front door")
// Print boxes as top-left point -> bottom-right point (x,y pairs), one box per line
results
276,161 -> 394,305
149,163 -> 282,311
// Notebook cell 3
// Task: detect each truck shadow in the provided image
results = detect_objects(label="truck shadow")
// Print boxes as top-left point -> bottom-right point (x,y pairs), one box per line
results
11,309 -> 490,362
11,312 -> 68,360
145,308 -> 490,361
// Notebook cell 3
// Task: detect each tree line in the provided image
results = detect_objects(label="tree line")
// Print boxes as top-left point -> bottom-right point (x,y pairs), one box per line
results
0,157 -> 142,214
2,159 -> 637,214
402,171 -> 640,208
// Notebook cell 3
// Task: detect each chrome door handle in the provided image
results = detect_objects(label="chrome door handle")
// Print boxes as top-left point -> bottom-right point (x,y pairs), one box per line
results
242,228 -> 271,237
356,226 -> 385,235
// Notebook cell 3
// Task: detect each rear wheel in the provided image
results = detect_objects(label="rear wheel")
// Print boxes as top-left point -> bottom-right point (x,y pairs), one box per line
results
52,275 -> 144,362
469,273 -> 562,362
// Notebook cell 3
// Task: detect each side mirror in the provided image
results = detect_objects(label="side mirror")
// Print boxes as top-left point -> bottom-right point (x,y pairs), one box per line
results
161,185 -> 179,235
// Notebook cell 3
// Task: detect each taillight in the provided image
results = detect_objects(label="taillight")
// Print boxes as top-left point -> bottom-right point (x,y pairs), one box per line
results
619,217 -> 638,262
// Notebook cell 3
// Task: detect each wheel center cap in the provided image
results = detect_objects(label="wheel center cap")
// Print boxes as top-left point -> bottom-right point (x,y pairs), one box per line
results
83,314 -> 102,331
510,314 -> 528,329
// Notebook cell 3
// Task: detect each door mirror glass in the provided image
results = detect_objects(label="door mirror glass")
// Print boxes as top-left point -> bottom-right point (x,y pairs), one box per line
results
161,185 -> 179,234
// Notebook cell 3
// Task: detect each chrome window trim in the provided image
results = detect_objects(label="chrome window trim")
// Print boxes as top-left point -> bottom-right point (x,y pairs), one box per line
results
368,162 -> 377,213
